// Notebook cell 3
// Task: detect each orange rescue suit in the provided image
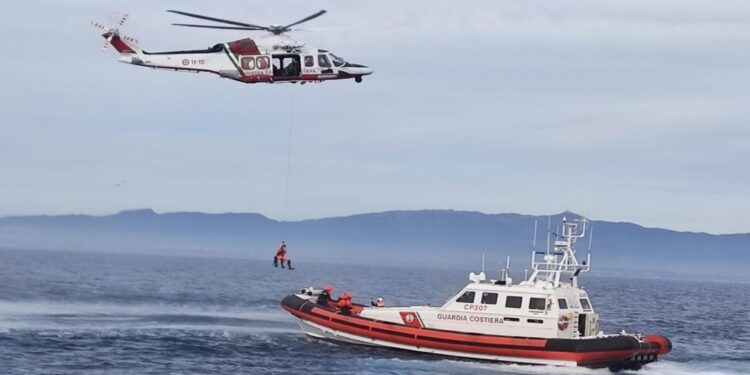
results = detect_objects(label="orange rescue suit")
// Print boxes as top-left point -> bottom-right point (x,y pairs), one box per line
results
276,246 -> 287,260
337,296 -> 353,314
337,298 -> 352,309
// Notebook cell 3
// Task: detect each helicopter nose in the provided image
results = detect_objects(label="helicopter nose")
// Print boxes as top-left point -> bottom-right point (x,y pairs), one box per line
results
344,63 -> 373,76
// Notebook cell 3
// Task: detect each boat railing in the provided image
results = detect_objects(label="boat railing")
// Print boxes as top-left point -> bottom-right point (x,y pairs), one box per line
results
527,217 -> 592,287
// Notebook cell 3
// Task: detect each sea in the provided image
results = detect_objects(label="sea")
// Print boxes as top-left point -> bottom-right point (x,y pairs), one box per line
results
0,248 -> 747,374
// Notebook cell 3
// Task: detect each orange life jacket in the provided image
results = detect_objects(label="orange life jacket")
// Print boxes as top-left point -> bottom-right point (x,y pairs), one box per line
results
337,298 -> 353,310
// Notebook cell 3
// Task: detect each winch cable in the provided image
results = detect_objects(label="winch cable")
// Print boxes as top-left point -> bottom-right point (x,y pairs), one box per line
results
282,84 -> 296,236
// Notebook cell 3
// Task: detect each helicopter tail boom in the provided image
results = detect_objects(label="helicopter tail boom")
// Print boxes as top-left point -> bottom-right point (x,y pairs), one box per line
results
103,32 -> 141,55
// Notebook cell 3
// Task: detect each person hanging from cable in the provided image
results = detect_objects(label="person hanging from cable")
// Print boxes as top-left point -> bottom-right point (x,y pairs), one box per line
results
274,241 -> 292,269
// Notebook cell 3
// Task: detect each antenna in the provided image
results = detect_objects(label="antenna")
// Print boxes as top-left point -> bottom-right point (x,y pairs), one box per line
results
481,252 -> 485,274
546,216 -> 551,254
506,255 -> 511,271
505,255 -> 512,285
532,219 -> 538,250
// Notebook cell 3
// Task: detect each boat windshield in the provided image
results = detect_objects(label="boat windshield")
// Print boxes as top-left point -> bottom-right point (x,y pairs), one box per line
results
330,53 -> 346,67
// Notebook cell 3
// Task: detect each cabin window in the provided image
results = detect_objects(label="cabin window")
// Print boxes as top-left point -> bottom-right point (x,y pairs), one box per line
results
580,298 -> 592,310
257,56 -> 270,69
503,317 -> 519,322
330,53 -> 346,67
481,292 -> 498,305
505,296 -> 522,308
318,54 -> 331,68
529,297 -> 546,310
455,291 -> 475,303
304,55 -> 314,67
240,57 -> 255,70
558,298 -> 568,309
527,319 -> 544,324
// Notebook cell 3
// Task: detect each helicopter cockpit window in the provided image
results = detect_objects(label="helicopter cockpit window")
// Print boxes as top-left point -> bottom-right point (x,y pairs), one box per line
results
256,56 -> 270,69
330,54 -> 346,67
304,55 -> 314,67
318,54 -> 331,68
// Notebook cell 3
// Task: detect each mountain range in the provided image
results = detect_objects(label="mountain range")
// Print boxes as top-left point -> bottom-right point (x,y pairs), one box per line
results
1,209 -> 747,279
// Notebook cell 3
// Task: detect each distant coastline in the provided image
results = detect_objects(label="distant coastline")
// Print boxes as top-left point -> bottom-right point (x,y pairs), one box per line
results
1,209 -> 748,280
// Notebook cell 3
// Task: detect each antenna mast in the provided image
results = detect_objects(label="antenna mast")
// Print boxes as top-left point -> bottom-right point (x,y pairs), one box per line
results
546,216 -> 551,254
526,216 -> 591,287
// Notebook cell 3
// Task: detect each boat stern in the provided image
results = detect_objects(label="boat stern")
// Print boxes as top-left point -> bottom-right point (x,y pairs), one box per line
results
600,334 -> 672,371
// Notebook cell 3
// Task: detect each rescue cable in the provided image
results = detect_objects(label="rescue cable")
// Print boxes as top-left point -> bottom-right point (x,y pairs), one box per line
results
273,84 -> 296,270
283,84 -> 296,224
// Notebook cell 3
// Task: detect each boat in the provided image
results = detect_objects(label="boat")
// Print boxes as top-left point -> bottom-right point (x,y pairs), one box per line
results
280,217 -> 672,371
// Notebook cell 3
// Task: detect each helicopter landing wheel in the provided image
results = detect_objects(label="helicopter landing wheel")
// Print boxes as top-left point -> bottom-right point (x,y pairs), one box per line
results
355,76 -> 362,83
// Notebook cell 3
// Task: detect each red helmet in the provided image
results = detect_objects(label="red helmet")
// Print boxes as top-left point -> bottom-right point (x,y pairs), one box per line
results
323,285 -> 333,292
342,292 -> 352,300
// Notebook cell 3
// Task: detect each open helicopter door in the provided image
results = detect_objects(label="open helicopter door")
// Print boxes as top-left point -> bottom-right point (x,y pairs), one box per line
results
271,54 -> 302,81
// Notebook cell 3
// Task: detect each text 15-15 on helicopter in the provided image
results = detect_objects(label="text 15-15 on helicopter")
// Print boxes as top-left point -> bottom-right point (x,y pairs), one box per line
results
92,10 -> 373,84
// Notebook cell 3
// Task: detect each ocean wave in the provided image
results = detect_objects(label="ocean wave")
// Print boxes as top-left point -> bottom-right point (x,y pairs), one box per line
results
0,299 -> 294,332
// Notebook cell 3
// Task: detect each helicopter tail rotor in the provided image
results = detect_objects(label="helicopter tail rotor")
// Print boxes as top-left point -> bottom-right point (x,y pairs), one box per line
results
91,14 -> 140,54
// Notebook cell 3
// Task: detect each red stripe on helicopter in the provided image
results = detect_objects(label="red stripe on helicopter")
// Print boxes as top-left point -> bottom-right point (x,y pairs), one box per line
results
227,38 -> 261,57
110,36 -> 136,54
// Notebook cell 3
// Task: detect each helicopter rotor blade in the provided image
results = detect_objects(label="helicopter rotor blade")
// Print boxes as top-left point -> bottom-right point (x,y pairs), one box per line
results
281,10 -> 326,31
171,23 -> 266,31
117,13 -> 129,27
166,10 -> 267,29
91,21 -> 110,32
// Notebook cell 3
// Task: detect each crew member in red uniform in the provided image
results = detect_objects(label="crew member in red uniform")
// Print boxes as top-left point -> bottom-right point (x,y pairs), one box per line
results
337,292 -> 353,315
274,241 -> 293,269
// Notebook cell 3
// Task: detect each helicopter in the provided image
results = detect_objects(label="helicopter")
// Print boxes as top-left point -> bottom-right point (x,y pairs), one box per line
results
92,10 -> 373,84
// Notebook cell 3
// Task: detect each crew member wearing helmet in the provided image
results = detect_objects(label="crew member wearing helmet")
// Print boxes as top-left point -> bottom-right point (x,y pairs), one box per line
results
371,297 -> 385,308
337,292 -> 353,315
316,285 -> 337,306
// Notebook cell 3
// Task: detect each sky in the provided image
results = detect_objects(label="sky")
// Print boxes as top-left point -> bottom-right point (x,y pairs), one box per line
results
1,0 -> 749,234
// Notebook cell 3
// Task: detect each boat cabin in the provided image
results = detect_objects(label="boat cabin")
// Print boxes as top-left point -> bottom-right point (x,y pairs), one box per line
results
439,273 -> 600,339
359,217 -> 601,339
